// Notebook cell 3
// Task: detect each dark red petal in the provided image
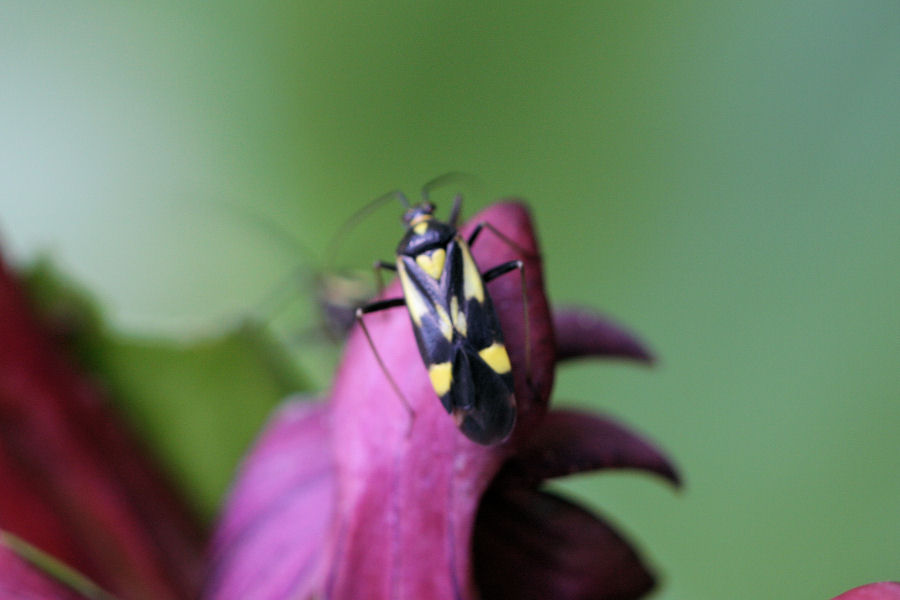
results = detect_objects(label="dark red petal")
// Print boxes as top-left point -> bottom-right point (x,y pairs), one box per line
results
206,400 -> 335,600
0,253 -> 203,600
473,488 -> 655,600
832,583 -> 900,600
553,307 -> 654,364
503,409 -> 680,486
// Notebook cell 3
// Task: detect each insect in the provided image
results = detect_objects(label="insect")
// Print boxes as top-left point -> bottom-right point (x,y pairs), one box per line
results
355,190 -> 530,445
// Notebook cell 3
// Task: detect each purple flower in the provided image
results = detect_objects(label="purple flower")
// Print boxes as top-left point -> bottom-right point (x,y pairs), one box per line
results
207,202 -> 679,600
1,204 -> 893,600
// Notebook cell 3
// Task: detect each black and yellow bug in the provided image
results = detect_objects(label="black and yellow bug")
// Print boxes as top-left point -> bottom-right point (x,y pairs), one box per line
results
355,192 -> 528,445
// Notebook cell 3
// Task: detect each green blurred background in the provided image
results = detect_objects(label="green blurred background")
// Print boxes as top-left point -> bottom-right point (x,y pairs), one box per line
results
2,2 -> 898,598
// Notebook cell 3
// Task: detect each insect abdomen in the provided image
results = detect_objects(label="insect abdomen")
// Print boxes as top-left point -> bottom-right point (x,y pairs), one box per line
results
447,345 -> 516,445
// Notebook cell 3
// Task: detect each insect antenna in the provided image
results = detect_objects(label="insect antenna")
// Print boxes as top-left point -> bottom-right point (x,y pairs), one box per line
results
213,201 -> 322,321
420,171 -> 482,203
322,189 -> 411,274
216,200 -> 374,342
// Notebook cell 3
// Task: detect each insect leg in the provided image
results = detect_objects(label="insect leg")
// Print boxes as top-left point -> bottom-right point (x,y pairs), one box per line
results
481,259 -> 532,379
357,297 -> 405,314
355,299 -> 416,426
481,260 -> 522,282
467,222 -> 534,258
372,260 -> 397,297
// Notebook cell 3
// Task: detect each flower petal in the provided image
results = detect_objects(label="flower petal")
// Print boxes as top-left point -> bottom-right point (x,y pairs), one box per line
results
206,399 -> 335,600
832,583 -> 900,600
503,409 -> 681,486
0,547 -> 83,599
472,487 -> 656,600
465,201 -> 558,429
325,202 -> 554,599
0,253 -> 203,600
0,531 -> 112,599
553,306 -> 654,363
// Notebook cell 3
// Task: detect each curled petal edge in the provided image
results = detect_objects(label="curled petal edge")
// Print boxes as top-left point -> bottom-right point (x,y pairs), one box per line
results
501,409 -> 681,487
553,307 -> 654,364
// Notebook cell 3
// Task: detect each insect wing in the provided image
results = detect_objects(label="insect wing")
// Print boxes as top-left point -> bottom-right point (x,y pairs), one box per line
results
395,235 -> 517,445
446,239 -> 507,349
396,255 -> 455,381
443,238 -> 517,444
446,345 -> 516,445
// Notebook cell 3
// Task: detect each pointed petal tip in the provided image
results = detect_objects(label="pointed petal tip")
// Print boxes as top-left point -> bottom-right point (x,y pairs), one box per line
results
509,409 -> 682,489
553,307 -> 655,365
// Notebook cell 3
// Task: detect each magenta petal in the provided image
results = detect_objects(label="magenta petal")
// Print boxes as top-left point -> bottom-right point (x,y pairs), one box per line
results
0,533 -> 99,599
473,488 -> 655,600
554,307 -> 654,363
205,399 -> 335,600
832,583 -> 900,600
504,410 -> 681,486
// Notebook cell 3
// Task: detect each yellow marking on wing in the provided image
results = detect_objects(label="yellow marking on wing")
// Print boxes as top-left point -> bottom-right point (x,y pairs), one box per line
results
399,258 -> 453,341
413,222 -> 429,234
479,342 -> 511,374
435,303 -> 454,341
428,362 -> 453,396
460,241 -> 485,303
415,248 -> 446,280
397,261 -> 429,328
450,296 -> 467,337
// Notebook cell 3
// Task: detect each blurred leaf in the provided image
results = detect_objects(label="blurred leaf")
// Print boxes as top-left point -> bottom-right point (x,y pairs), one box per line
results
21,258 -> 311,520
